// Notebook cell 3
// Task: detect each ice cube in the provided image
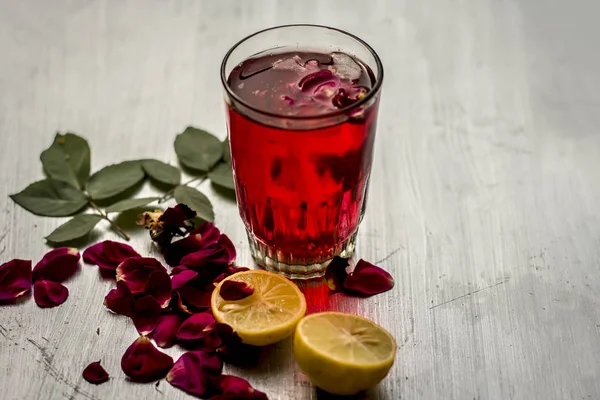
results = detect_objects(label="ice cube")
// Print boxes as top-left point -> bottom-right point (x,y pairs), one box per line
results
273,55 -> 305,73
330,52 -> 362,81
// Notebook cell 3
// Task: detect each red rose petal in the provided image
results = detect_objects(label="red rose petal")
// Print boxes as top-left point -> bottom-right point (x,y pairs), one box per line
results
0,259 -> 32,301
177,286 -> 212,312
343,259 -> 394,296
121,336 -> 173,382
145,270 -> 172,308
132,295 -> 162,336
171,269 -> 198,290
211,375 -> 268,400
33,280 -> 68,308
32,247 -> 80,283
324,256 -> 350,292
180,245 -> 230,270
153,314 -> 182,348
189,222 -> 221,245
219,280 -> 254,301
163,234 -> 205,267
166,350 -> 222,398
177,312 -> 215,341
218,234 -> 236,264
104,281 -> 134,316
200,322 -> 237,353
82,361 -> 110,384
84,241 -> 140,272
159,204 -> 196,226
116,257 -> 167,294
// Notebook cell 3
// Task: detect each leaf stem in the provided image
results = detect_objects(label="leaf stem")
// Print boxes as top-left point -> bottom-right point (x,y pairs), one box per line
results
159,175 -> 207,203
88,200 -> 131,240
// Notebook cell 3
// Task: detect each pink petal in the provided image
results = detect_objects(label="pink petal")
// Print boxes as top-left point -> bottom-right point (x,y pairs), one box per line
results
32,247 -> 80,283
343,259 -> 394,296
152,314 -> 182,348
132,295 -> 162,336
116,257 -> 167,294
33,280 -> 68,308
211,375 -> 268,400
0,259 -> 32,301
171,269 -> 198,290
82,361 -> 110,384
104,281 -> 134,316
145,270 -> 172,308
166,350 -> 222,398
324,256 -> 349,292
121,336 -> 174,383
219,280 -> 254,301
177,312 -> 215,341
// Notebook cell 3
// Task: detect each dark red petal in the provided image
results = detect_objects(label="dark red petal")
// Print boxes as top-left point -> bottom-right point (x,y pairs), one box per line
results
177,286 -> 212,311
325,256 -> 350,292
166,351 -> 222,398
153,314 -> 182,348
163,234 -> 205,267
180,245 -> 229,270
189,222 -> 221,245
218,235 -> 237,264
0,259 -> 32,301
104,281 -> 134,316
121,336 -> 173,383
32,247 -> 80,283
103,240 -> 141,263
219,280 -> 254,301
343,260 -> 394,296
171,269 -> 198,290
227,266 -> 250,275
177,312 -> 216,341
159,204 -> 196,226
211,375 -> 268,400
132,295 -> 162,336
298,69 -> 338,92
145,270 -> 172,308
82,361 -> 110,384
201,323 -> 236,353
116,257 -> 167,294
33,280 -> 68,308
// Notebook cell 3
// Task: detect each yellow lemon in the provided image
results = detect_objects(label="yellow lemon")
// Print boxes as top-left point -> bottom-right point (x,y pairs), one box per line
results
294,312 -> 396,395
211,270 -> 306,346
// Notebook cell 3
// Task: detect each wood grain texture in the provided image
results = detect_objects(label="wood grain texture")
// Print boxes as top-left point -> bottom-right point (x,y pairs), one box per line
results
1,0 -> 600,399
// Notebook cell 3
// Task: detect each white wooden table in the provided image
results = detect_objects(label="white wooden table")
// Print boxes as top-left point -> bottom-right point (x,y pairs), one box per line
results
1,1 -> 600,399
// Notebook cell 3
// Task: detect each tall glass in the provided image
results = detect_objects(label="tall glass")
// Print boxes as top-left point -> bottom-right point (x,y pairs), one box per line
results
221,25 -> 383,279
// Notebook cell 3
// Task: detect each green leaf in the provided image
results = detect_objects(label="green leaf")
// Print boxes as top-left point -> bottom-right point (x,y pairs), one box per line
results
10,179 -> 88,217
105,197 -> 160,213
86,162 -> 145,200
141,159 -> 181,186
174,127 -> 222,171
208,162 -> 235,190
173,186 -> 214,222
45,214 -> 103,243
222,138 -> 231,164
40,133 -> 91,189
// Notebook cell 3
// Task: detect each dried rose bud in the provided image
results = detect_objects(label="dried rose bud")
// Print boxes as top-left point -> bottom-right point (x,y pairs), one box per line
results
33,247 -> 80,283
104,281 -> 134,316
343,259 -> 394,296
33,280 -> 68,308
82,361 -> 110,384
166,350 -> 223,398
219,280 -> 254,301
0,259 -> 32,301
211,375 -> 268,400
83,241 -> 140,272
324,256 -> 350,292
121,336 -> 173,382
152,314 -> 182,348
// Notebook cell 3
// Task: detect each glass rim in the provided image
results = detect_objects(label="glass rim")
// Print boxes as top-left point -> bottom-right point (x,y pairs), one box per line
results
220,24 -> 384,121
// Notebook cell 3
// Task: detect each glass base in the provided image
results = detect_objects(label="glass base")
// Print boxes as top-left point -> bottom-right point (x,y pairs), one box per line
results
247,231 -> 358,280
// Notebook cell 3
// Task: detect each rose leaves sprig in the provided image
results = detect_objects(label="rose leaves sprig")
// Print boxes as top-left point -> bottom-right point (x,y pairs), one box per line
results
9,127 -> 235,245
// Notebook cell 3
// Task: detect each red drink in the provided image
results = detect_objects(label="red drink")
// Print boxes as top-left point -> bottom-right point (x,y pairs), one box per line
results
221,26 -> 383,278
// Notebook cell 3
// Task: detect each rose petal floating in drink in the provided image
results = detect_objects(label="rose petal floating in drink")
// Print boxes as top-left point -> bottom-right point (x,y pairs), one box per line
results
152,314 -> 182,348
82,361 -> 110,384
121,336 -> 173,382
32,247 -> 79,283
211,375 -> 268,400
219,280 -> 254,301
33,280 -> 68,308
166,350 -> 222,398
0,259 -> 32,301
343,259 -> 394,296
83,241 -> 140,272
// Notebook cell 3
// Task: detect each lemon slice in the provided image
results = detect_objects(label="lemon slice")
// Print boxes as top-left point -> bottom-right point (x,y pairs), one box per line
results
211,270 -> 306,346
294,312 -> 396,395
